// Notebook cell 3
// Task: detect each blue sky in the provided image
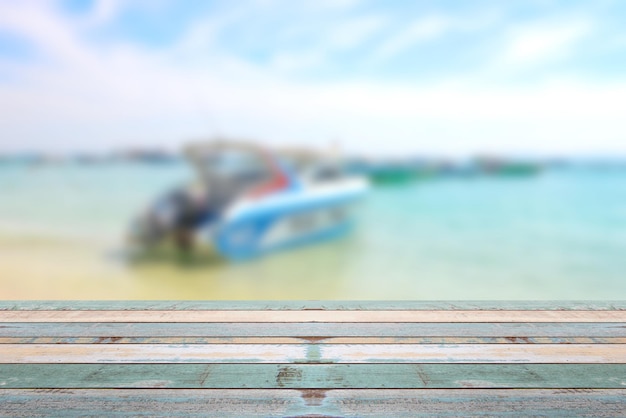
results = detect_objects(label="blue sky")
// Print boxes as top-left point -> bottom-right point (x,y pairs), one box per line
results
1,0 -> 626,156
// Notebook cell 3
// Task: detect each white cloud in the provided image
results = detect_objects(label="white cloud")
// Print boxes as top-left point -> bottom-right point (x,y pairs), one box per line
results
373,15 -> 451,61
0,1 -> 97,68
497,19 -> 592,69
327,16 -> 386,50
79,0 -> 122,27
297,0 -> 362,12
1,3 -> 625,157
269,15 -> 386,72
270,51 -> 325,72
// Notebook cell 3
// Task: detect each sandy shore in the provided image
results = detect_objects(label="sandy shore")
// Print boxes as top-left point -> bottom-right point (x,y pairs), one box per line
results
0,229 -> 351,300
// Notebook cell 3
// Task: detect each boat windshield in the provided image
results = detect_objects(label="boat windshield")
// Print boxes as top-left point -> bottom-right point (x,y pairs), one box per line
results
199,151 -> 268,180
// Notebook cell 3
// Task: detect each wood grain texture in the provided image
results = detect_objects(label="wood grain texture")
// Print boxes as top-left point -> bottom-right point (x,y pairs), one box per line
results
2,336 -> 624,344
1,364 -> 625,389
3,301 -> 624,416
2,322 -> 624,337
1,301 -> 624,310
2,309 -> 625,322
1,343 -> 623,364
1,389 -> 625,417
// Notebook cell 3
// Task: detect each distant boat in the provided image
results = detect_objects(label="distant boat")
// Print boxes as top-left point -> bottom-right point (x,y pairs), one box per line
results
128,141 -> 369,260
346,159 -> 417,185
368,165 -> 415,184
495,163 -> 542,176
118,149 -> 180,164
475,157 -> 543,177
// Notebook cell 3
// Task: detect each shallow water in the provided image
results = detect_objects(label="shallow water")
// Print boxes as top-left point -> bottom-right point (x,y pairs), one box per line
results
0,162 -> 624,299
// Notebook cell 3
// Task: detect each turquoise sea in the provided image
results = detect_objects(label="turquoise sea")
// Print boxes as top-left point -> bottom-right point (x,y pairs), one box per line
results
0,162 -> 625,299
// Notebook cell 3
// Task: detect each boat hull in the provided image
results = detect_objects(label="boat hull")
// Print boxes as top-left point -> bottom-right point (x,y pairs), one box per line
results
211,181 -> 367,260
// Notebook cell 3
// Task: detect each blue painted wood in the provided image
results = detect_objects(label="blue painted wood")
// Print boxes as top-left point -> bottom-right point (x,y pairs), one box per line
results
1,389 -> 625,417
2,301 -> 623,416
1,364 -> 625,389
1,336 -> 622,344
1,322 -> 624,338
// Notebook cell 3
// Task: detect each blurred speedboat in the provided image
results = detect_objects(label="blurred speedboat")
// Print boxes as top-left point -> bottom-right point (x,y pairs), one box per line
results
128,141 -> 369,260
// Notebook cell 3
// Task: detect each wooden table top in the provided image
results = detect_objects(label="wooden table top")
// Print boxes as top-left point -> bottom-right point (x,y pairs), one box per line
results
1,301 -> 624,416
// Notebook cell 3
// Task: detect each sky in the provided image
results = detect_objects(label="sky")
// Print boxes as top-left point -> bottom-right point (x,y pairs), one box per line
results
0,0 -> 625,157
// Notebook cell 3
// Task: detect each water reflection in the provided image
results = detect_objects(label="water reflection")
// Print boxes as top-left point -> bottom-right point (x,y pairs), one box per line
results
128,237 -> 356,300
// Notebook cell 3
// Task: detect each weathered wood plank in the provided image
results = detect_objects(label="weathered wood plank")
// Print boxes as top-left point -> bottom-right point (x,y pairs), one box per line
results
1,322 -> 624,337
1,301 -> 624,311
1,343 -> 623,364
2,310 -> 625,322
1,364 -> 624,388
2,336 -> 624,344
1,389 -> 625,417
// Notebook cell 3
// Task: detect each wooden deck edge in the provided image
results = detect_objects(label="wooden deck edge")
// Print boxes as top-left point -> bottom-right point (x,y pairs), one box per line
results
2,309 -> 625,322
1,300 -> 625,311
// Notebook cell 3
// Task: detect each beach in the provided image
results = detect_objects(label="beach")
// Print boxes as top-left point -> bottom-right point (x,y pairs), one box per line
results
1,162 -> 625,300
